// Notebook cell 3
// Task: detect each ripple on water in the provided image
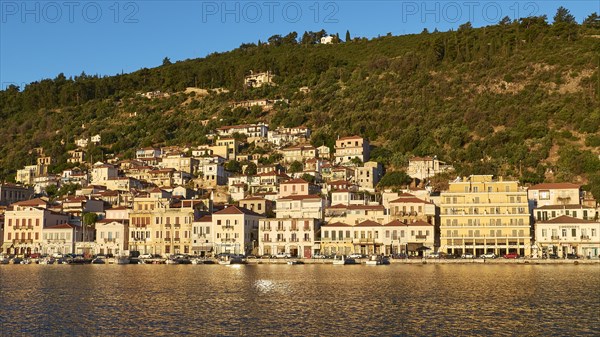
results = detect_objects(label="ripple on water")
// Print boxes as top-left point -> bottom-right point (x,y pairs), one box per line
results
0,264 -> 599,336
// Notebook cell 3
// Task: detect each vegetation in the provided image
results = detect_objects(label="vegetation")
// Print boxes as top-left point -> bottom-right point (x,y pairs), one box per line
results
0,9 -> 599,198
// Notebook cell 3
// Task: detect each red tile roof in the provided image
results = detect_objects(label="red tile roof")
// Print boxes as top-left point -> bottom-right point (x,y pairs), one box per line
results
281,178 -> 308,185
356,220 -> 381,227
538,215 -> 596,224
322,221 -> 352,227
529,183 -> 580,190
12,198 -> 47,207
278,194 -> 323,201
213,205 -> 263,217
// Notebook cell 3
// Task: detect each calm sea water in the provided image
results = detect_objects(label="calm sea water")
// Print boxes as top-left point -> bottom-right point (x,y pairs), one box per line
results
1,264 -> 599,336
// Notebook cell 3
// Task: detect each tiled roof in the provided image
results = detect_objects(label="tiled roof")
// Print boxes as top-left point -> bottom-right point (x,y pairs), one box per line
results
529,183 -> 580,190
322,222 -> 352,227
536,204 -> 591,210
278,194 -> 322,201
213,205 -> 263,217
538,215 -> 597,224
281,178 -> 308,184
12,198 -> 47,207
389,197 -> 429,204
356,220 -> 381,227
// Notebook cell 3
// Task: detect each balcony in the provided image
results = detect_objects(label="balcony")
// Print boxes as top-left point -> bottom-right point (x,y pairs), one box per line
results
303,238 -> 311,242
14,239 -> 33,244
174,224 -> 181,229
261,227 -> 272,231
551,236 -> 560,240
353,238 -> 376,244
165,224 -> 172,228
276,238 -> 287,242
222,238 -> 236,243
174,238 -> 180,242
104,238 -> 116,243
276,227 -> 285,232
165,237 -> 171,242
580,235 -> 590,240
289,238 -> 299,242
303,227 -> 311,231
263,238 -> 272,242
223,225 -> 235,230
415,235 -> 427,240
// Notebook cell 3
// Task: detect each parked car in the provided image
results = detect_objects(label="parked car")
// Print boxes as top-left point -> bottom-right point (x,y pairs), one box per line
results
427,252 -> 442,259
312,254 -> 326,259
275,253 -> 291,259
480,252 -> 497,259
461,253 -> 474,259
503,253 -> 520,259
548,254 -> 559,259
566,254 -> 580,259
349,253 -> 365,259
139,253 -> 153,259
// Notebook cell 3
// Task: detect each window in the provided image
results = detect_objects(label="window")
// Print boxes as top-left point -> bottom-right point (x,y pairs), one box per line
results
571,229 -> 576,237
542,229 -> 547,237
562,229 -> 567,237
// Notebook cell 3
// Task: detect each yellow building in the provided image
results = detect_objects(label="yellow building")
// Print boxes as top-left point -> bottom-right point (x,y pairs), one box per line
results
440,175 -> 531,257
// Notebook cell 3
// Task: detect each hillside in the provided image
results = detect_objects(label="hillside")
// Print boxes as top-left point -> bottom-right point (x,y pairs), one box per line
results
1,12 -> 599,190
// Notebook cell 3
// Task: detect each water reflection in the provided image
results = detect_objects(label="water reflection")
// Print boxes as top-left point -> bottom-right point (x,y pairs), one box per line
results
0,264 -> 598,336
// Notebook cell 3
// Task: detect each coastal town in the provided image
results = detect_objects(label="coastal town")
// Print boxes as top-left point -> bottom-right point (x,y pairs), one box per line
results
1,118 -> 599,265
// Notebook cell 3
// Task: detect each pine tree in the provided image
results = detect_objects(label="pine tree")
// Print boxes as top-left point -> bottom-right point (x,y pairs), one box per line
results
345,30 -> 351,42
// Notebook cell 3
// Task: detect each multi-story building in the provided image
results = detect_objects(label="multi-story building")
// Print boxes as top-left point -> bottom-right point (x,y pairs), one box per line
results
533,204 -> 597,222
212,206 -> 264,256
528,183 -> 582,208
0,184 -> 34,206
216,123 -> 268,138
160,155 -> 197,174
192,215 -> 213,256
42,224 -> 81,256
334,136 -> 370,165
353,161 -> 383,191
136,147 -> 161,159
275,195 -> 326,219
90,164 -> 119,185
535,215 -> 600,258
244,71 -> 274,88
439,175 -> 531,257
258,218 -> 319,258
16,164 -> 45,185
325,204 -> 387,225
94,219 -> 129,256
320,219 -> 435,257
239,196 -> 274,216
281,145 -> 317,163
406,156 -> 453,181
388,194 -> 437,225
278,178 -> 319,198
2,198 -> 70,256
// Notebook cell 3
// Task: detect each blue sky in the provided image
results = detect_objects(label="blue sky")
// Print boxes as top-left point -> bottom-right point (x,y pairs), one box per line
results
1,1 -> 598,89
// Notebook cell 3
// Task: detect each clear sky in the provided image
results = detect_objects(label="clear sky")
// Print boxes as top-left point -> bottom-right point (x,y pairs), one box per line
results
1,0 -> 598,89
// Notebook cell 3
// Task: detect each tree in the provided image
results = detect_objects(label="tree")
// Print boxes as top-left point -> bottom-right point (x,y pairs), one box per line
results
553,6 -> 576,24
82,212 -> 98,226
288,160 -> 303,173
301,173 -> 316,184
162,57 -> 172,66
582,13 -> 600,28
345,30 -> 351,42
377,171 -> 412,189
245,162 -> 257,176
45,185 -> 58,198
225,160 -> 242,174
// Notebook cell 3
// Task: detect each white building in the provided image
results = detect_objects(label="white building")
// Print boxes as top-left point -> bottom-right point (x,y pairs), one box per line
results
535,215 -> 600,258
258,218 -> 320,258
212,206 -> 264,255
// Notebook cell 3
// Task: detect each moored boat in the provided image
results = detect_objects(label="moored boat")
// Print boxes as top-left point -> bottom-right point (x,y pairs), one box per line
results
333,256 -> 357,265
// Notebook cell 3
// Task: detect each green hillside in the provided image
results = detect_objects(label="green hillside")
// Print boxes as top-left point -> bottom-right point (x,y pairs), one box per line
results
1,11 -> 599,191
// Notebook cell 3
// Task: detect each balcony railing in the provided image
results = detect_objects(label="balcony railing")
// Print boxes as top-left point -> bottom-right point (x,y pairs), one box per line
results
580,235 -> 590,240
165,237 -> 171,242
303,227 -> 311,231
551,236 -> 560,240
289,238 -> 299,242
165,224 -> 172,228
261,227 -> 272,231
223,225 -> 235,230
277,238 -> 287,242
277,227 -> 285,232
290,227 -> 299,232
415,235 -> 427,239
263,238 -> 272,242
104,238 -> 116,243
222,238 -> 236,243
14,239 -> 33,244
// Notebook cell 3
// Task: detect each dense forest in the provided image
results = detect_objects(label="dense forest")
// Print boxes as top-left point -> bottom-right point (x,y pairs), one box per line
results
1,8 -> 599,195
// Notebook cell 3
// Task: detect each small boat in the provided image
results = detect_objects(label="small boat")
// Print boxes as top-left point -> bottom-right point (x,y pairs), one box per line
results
9,257 -> 23,264
365,255 -> 390,265
116,256 -> 130,265
287,260 -> 304,265
191,258 -> 203,265
20,258 -> 32,265
0,256 -> 10,264
39,257 -> 55,265
218,256 -> 247,265
333,256 -> 357,265
91,258 -> 106,264
165,259 -> 179,265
